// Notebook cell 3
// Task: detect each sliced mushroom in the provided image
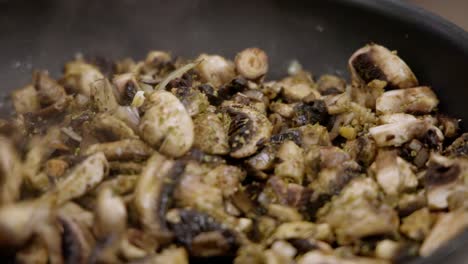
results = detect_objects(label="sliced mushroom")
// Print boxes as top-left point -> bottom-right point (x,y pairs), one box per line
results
196,54 -> 235,88
204,164 -> 245,197
369,118 -> 428,147
420,210 -> 468,256
45,152 -> 108,205
349,44 -> 418,89
298,251 -> 389,264
11,84 -> 40,114
0,198 -> 52,247
94,188 -> 126,238
400,208 -> 433,241
91,113 -> 138,141
111,106 -> 141,132
221,103 -> 272,158
376,86 -> 438,114
245,145 -> 276,172
166,209 -> 238,257
235,48 -> 269,80
397,190 -> 427,217
424,153 -> 467,209
112,72 -> 141,105
193,112 -> 229,155
63,61 -> 105,96
90,78 -> 119,112
0,136 -> 23,204
322,92 -> 350,115
317,74 -> 346,95
268,221 -> 333,244
172,87 -> 210,117
343,135 -> 377,167
274,140 -> 305,184
292,100 -> 329,127
134,153 -> 185,242
58,213 -> 95,264
437,115 -> 459,138
119,228 -> 159,260
317,177 -> 399,244
370,150 -> 418,196
445,133 -> 468,157
379,113 -> 417,124
140,90 -> 194,157
85,139 -> 153,161
269,101 -> 295,118
33,71 -> 66,106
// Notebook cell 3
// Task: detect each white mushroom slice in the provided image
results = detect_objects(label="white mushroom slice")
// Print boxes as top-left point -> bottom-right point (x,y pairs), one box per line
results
317,178 -> 398,244
134,153 -> 186,242
95,188 -> 127,238
46,152 -> 108,205
349,44 -> 418,89
369,119 -> 429,147
400,208 -> 433,241
0,136 -> 22,204
371,150 -> 418,196
196,54 -> 235,88
91,113 -> 138,141
322,93 -> 350,115
141,90 -> 194,157
274,140 -> 305,184
193,112 -> 229,155
222,103 -> 272,158
317,74 -> 346,95
11,85 -> 40,114
63,61 -> 105,96
278,72 -> 315,102
58,213 -> 95,264
33,71 -> 67,106
269,101 -> 295,118
90,78 -> 119,112
298,251 -> 389,264
84,139 -> 153,161
235,48 -> 269,80
376,86 -> 439,114
420,210 -> 468,256
379,113 -> 417,124
0,199 -> 52,247
424,153 -> 468,209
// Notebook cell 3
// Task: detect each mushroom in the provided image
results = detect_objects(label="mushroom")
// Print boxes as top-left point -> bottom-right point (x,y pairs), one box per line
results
84,139 -> 153,161
420,210 -> 468,257
166,209 -> 238,257
196,54 -> 236,88
90,78 -> 119,113
144,246 -> 188,264
91,174 -> 138,196
369,118 -> 428,147
278,72 -> 315,102
0,136 -> 23,204
133,153 -> 186,242
192,112 -> 230,155
298,250 -> 389,264
221,103 -> 272,158
45,152 -> 108,205
140,90 -> 194,157
322,93 -> 350,115
111,106 -> 141,132
292,100 -> 329,127
33,71 -> 67,107
269,101 -> 295,118
400,208 -> 433,241
370,150 -> 418,196
11,84 -> 40,114
112,72 -> 141,105
15,237 -> 49,264
445,133 -> 468,157
94,188 -> 127,238
235,48 -> 269,80
376,86 -> 439,114
424,153 -> 468,209
349,44 -> 418,89
317,178 -> 399,244
316,74 -> 346,95
437,115 -> 460,138
274,140 -> 305,184
63,61 -> 105,96
90,113 -> 138,141
58,213 -> 95,264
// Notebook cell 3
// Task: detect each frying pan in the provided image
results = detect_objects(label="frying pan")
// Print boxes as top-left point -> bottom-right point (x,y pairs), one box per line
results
1,0 -> 468,263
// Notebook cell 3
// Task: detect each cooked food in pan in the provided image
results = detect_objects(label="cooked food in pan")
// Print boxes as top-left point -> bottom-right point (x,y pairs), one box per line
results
2,44 -> 467,263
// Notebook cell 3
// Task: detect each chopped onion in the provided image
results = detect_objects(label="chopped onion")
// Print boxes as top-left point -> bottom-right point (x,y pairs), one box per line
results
61,127 -> 82,142
131,91 -> 146,108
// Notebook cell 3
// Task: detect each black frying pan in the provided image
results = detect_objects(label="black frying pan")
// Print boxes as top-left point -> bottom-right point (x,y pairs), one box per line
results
1,0 -> 467,263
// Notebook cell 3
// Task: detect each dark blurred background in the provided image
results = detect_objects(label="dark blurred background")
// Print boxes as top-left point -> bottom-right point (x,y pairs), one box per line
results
410,0 -> 468,30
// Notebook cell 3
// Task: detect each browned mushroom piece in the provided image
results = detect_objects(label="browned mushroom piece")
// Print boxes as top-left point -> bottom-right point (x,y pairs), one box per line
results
196,54 -> 236,88
33,71 -> 67,107
11,84 -> 41,114
62,61 -> 105,96
192,112 -> 230,155
235,48 -> 269,80
376,86 -> 439,114
85,139 -> 153,161
349,44 -> 418,89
